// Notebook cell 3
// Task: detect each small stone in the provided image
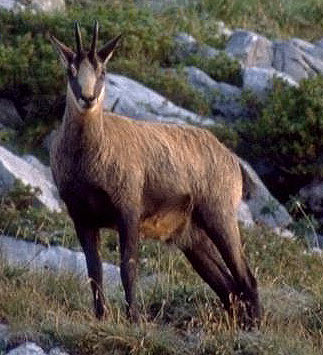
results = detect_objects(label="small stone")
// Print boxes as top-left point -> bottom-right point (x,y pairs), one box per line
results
6,342 -> 46,355
273,39 -> 323,82
48,347 -> 70,355
273,227 -> 295,239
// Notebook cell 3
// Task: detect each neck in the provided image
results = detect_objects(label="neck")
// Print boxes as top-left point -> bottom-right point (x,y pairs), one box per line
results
62,89 -> 106,154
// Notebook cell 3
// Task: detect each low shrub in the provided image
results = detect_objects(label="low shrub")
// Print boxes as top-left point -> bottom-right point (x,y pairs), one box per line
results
236,76 -> 323,183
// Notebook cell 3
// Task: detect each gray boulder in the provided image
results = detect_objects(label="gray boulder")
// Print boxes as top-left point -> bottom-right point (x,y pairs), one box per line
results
239,158 -> 292,228
290,38 -> 323,61
22,155 -> 53,182
0,146 -> 61,212
0,235 -> 122,290
173,33 -> 199,61
183,66 -> 244,120
226,30 -> 273,68
273,39 -> 323,82
104,73 -> 215,126
172,32 -> 220,62
243,67 -> 298,99
0,99 -> 23,130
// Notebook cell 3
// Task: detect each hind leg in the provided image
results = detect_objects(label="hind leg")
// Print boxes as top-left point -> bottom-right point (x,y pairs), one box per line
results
180,225 -> 237,313
194,203 -> 262,328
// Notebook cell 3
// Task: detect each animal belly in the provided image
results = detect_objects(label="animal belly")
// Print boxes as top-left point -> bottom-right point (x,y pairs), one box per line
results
139,209 -> 189,242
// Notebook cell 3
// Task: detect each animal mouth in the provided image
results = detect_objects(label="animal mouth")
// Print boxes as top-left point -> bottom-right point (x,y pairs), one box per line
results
79,96 -> 97,110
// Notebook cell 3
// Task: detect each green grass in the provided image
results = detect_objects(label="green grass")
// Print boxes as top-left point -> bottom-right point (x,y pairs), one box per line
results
1,225 -> 323,354
187,0 -> 323,40
1,184 -> 323,353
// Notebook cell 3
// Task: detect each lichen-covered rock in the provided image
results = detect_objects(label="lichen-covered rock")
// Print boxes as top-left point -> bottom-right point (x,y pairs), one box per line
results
173,33 -> 199,61
0,235 -> 122,290
273,39 -> 323,82
183,66 -> 244,120
0,146 -> 61,212
290,38 -> 323,61
239,158 -> 293,228
172,32 -> 220,62
243,67 -> 298,99
104,73 -> 215,126
226,30 -> 273,68
22,155 -> 53,182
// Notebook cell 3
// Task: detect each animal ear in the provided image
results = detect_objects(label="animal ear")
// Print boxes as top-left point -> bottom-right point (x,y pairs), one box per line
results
49,35 -> 75,68
97,34 -> 122,65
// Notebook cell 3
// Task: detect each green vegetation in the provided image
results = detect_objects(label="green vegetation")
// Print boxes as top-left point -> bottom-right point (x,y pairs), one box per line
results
0,185 -> 323,354
1,223 -> 323,354
0,181 -> 76,247
190,0 -> 323,40
0,182 -> 122,264
237,77 -> 323,179
232,76 -> 323,203
182,53 -> 242,87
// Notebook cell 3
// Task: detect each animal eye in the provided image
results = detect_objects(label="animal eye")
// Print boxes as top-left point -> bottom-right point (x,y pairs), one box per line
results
70,64 -> 77,77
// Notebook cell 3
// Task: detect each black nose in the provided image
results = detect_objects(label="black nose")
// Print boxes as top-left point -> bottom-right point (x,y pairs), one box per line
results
81,95 -> 96,108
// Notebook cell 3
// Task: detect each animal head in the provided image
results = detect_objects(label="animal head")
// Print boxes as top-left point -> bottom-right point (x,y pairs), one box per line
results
50,21 -> 121,112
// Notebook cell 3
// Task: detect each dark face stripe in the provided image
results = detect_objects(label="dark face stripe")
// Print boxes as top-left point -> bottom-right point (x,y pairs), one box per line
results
68,70 -> 82,101
67,63 -> 105,105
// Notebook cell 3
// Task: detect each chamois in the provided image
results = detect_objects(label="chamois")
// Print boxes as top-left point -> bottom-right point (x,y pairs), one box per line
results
49,21 -> 261,328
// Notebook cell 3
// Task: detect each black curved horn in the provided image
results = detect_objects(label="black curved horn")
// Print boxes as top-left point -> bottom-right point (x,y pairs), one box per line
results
75,21 -> 83,55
